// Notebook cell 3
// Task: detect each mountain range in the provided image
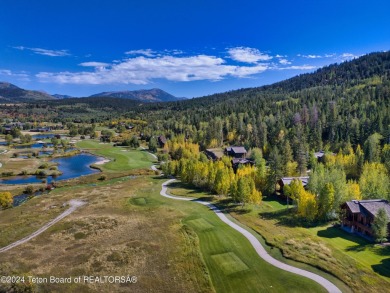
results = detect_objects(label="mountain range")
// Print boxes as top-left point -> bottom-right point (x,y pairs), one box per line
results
89,88 -> 184,102
0,83 -> 184,103
0,82 -> 54,102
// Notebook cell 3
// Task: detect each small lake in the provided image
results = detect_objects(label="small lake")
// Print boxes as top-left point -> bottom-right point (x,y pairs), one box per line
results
0,153 -> 101,185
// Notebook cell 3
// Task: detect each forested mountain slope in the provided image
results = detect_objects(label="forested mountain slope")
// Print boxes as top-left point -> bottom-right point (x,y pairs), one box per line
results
130,51 -> 390,155
0,82 -> 54,102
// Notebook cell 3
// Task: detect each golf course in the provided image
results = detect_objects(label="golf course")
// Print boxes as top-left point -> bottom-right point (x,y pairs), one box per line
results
0,140 -> 344,293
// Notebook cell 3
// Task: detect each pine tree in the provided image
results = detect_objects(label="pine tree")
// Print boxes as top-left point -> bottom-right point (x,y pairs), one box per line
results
372,208 -> 389,243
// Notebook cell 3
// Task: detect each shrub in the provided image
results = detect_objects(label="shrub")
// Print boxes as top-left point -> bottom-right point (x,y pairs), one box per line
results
1,171 -> 14,177
98,175 -> 106,181
35,170 -> 47,176
39,163 -> 49,169
25,185 -> 34,194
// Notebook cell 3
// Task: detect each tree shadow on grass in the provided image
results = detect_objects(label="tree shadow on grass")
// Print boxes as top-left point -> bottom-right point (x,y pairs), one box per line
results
259,208 -> 314,228
167,181 -> 214,196
213,198 -> 254,214
372,258 -> 390,278
263,194 -> 289,206
317,226 -> 380,252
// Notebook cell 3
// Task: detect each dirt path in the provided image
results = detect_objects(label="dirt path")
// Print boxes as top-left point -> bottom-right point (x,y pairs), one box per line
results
160,179 -> 341,293
0,200 -> 86,253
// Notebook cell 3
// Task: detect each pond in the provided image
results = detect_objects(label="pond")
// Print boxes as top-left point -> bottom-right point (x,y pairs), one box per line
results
0,153 -> 102,185
13,191 -> 44,207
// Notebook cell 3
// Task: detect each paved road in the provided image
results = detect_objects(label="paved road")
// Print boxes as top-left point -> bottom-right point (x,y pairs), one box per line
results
0,200 -> 86,253
160,179 -> 341,293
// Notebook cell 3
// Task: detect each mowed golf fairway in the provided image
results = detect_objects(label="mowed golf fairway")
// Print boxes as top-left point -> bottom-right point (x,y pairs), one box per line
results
77,140 -> 156,171
164,186 -> 327,293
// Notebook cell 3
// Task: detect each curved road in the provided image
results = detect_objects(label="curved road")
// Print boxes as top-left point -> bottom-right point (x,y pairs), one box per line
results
160,179 -> 341,293
0,199 -> 86,253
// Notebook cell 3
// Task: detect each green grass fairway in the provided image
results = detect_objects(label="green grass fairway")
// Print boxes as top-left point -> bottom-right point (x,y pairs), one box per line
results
211,252 -> 249,275
187,218 -> 214,231
166,181 -> 354,293
165,187 -> 327,292
76,140 -> 155,171
310,225 -> 390,279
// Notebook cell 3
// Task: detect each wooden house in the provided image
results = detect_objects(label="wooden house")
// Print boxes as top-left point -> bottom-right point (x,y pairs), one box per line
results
225,146 -> 247,158
231,158 -> 254,172
157,135 -> 167,148
277,176 -> 310,194
341,199 -> 390,238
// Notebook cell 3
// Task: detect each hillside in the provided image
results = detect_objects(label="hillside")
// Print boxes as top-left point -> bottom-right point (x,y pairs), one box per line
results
128,51 -> 390,152
52,94 -> 74,99
165,51 -> 390,108
90,88 -> 183,102
0,82 -> 54,102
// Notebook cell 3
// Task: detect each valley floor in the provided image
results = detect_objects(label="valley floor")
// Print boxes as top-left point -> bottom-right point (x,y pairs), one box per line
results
1,142 -> 388,292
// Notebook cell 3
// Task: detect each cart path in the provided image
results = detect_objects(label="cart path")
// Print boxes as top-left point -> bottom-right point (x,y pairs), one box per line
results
139,146 -> 159,171
160,179 -> 341,293
0,199 -> 86,253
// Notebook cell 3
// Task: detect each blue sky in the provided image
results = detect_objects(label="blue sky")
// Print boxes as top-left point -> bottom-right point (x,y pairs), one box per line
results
0,0 -> 389,98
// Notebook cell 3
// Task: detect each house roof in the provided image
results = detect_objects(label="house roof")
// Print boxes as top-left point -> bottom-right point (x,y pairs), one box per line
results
345,201 -> 361,213
314,151 -> 325,158
231,146 -> 247,154
281,176 -> 310,187
205,148 -> 224,159
345,199 -> 390,218
158,135 -> 167,143
232,158 -> 253,164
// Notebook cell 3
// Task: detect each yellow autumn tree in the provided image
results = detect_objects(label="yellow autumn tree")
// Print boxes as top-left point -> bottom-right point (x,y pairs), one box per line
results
298,190 -> 318,222
0,192 -> 13,209
346,180 -> 362,200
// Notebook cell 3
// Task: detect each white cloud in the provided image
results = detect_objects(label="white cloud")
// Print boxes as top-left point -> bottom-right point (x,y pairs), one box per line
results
279,58 -> 291,65
125,49 -> 156,57
13,46 -> 70,57
276,65 -> 316,70
280,64 -> 317,70
37,54 -> 269,85
298,54 -> 322,59
79,62 -> 110,67
0,69 -> 30,81
228,47 -> 272,63
34,47 -> 326,85
340,53 -> 358,60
